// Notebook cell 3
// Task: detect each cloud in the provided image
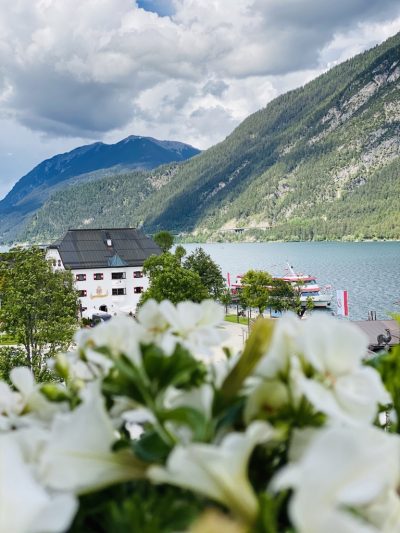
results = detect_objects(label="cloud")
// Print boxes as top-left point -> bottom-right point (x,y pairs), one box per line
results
0,0 -> 399,152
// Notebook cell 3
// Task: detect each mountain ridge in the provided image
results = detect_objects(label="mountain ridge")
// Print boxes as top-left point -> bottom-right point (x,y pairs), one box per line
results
12,32 -> 400,243
0,136 -> 200,242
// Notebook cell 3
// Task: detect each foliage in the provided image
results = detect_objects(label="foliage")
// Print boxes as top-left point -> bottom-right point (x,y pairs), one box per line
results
266,278 -> 300,314
0,347 -> 29,384
69,480 -> 204,533
153,231 -> 175,253
0,247 -> 78,379
220,288 -> 233,313
140,252 -> 210,304
18,33 -> 400,244
0,300 -> 396,533
174,245 -> 187,264
239,270 -> 301,315
306,296 -> 314,311
183,247 -> 226,298
239,270 -> 273,314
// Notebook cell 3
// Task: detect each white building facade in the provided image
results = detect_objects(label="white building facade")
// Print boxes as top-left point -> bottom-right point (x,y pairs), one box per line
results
46,228 -> 161,318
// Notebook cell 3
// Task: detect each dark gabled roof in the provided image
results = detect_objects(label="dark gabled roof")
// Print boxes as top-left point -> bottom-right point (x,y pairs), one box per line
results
50,228 -> 161,269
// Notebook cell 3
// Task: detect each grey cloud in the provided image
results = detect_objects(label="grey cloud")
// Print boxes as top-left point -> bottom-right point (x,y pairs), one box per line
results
189,106 -> 239,140
239,0 -> 400,75
11,69 -> 135,136
0,0 -> 399,146
202,80 -> 229,97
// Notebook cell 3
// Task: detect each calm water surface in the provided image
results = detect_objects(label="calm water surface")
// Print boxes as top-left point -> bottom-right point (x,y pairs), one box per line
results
2,243 -> 399,320
183,242 -> 400,321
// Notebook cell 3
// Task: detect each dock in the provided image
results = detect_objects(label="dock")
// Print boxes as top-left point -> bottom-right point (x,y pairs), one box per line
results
353,320 -> 400,351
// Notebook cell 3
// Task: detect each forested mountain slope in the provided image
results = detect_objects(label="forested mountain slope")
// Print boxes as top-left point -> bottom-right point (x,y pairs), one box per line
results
22,32 -> 400,242
0,136 -> 199,243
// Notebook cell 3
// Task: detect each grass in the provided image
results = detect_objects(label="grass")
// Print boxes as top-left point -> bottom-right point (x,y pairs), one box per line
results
225,314 -> 248,325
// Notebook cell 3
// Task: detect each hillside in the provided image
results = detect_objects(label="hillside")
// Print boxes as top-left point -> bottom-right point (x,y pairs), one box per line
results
21,32 -> 400,243
0,136 -> 200,243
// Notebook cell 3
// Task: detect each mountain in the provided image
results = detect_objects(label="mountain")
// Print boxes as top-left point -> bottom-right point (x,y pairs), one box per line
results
20,32 -> 400,243
0,136 -> 200,242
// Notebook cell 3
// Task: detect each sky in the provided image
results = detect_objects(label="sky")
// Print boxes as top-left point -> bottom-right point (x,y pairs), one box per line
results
0,0 -> 400,200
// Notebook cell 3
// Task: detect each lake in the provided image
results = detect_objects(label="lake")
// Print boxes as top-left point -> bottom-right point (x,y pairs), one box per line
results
182,242 -> 400,320
2,242 -> 399,320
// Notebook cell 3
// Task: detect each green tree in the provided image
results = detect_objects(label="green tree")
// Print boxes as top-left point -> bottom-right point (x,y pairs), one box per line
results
184,247 -> 226,299
0,247 -> 78,380
0,347 -> 28,384
268,278 -> 301,313
239,270 -> 273,315
153,231 -> 174,253
174,245 -> 187,264
140,252 -> 209,305
306,296 -> 315,312
220,288 -> 232,314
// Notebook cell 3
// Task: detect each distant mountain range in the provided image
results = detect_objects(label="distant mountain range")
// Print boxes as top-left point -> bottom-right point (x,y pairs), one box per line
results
5,32 -> 400,244
0,136 -> 200,242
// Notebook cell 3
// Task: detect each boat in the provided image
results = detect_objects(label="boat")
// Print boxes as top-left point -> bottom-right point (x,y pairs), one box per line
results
277,264 -> 332,308
229,264 -> 333,309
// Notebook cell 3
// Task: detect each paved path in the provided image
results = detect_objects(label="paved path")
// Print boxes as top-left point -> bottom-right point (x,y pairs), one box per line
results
220,321 -> 249,352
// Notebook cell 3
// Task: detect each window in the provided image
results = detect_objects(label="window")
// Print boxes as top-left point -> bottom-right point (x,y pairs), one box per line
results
52,259 -> 56,267
112,288 -> 126,296
76,274 -> 86,281
57,260 -> 62,267
78,290 -> 87,297
94,273 -> 104,280
112,272 -> 126,280
133,271 -> 143,278
134,287 -> 144,294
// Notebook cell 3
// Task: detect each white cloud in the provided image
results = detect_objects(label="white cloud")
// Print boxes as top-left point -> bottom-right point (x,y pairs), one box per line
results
0,0 -> 399,198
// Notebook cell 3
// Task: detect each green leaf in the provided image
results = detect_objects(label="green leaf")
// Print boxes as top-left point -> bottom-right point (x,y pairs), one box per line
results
40,384 -> 70,402
254,492 -> 291,533
132,430 -> 172,463
158,406 -> 209,442
142,343 -> 207,392
220,318 -> 275,403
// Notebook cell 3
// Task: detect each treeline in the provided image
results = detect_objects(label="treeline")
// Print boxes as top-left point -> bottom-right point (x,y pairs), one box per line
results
21,32 -> 400,243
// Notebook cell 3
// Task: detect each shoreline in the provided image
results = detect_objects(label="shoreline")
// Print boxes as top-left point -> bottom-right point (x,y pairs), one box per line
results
2,237 -> 400,250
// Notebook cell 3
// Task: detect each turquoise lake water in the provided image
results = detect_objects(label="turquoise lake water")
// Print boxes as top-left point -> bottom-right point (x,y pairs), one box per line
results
2,242 -> 399,320
183,242 -> 400,321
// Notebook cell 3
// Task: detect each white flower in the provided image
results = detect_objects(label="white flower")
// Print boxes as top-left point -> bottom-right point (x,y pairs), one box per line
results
76,316 -> 144,366
137,299 -> 178,355
297,315 -> 390,424
149,421 -> 275,523
244,379 -> 289,423
166,300 -> 227,356
299,314 -> 367,375
0,381 -> 24,429
255,312 -> 300,379
273,425 -> 400,533
39,384 -> 145,493
138,299 -> 227,357
0,434 -> 77,533
0,368 -> 66,430
10,367 -> 66,423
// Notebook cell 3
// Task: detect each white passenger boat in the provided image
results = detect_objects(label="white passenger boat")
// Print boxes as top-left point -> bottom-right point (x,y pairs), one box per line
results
278,264 -> 332,308
230,264 -> 333,309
